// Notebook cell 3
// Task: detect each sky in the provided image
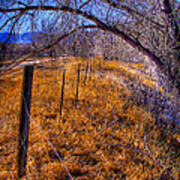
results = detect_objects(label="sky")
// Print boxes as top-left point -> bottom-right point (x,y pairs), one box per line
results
0,0 -> 180,33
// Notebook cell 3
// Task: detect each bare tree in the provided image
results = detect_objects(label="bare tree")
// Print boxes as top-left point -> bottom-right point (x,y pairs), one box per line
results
0,0 -> 179,92
94,30 -> 145,62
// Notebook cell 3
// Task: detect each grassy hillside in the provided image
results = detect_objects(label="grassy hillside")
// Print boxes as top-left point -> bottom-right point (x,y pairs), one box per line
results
0,57 -> 179,179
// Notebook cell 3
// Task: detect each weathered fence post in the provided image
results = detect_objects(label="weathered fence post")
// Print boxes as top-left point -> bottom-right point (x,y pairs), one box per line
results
75,63 -> 81,104
89,57 -> 94,80
84,62 -> 89,85
59,69 -> 66,121
18,65 -> 34,178
89,59 -> 92,80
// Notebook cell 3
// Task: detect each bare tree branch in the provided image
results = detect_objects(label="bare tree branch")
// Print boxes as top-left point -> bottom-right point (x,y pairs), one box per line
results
0,5 -> 164,68
104,0 -> 165,29
0,14 -> 20,31
0,1 -> 179,91
79,0 -> 92,9
0,25 -> 97,76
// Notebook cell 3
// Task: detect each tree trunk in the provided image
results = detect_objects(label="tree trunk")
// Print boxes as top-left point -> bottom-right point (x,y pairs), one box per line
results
162,0 -> 180,93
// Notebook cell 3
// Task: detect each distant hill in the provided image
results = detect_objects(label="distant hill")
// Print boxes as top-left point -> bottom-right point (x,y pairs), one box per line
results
0,31 -> 96,58
0,32 -> 35,44
0,31 -> 96,45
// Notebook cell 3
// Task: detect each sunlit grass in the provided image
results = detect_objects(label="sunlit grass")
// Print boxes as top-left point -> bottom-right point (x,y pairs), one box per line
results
0,57 -> 179,179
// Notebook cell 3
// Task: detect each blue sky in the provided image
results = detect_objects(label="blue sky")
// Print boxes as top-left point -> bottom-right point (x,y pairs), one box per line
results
0,0 -> 180,33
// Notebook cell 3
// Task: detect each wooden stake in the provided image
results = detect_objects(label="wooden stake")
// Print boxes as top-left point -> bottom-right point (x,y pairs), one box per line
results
75,63 -> 81,104
59,69 -> 66,121
18,65 -> 34,178
84,62 -> 89,85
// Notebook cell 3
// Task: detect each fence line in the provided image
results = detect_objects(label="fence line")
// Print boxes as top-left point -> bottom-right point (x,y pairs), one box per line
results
2,58 -> 173,179
16,61 -> 88,178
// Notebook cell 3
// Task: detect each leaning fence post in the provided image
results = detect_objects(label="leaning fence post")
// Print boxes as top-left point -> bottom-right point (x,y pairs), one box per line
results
18,65 -> 34,178
59,69 -> 66,121
84,62 -> 89,85
75,63 -> 81,104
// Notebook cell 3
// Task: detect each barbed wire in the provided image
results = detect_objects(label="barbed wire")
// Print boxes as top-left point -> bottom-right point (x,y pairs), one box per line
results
19,133 -> 39,180
21,93 -> 74,180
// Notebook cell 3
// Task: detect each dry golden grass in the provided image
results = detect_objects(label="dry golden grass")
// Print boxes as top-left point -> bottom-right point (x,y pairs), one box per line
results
0,57 -> 179,179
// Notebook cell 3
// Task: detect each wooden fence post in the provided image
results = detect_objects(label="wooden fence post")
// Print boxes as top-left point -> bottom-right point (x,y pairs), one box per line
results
18,65 -> 34,178
59,69 -> 66,121
84,62 -> 89,85
75,63 -> 81,104
89,57 -> 94,80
